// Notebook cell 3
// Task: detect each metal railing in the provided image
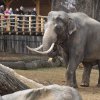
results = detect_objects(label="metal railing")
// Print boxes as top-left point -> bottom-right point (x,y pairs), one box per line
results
0,14 -> 47,35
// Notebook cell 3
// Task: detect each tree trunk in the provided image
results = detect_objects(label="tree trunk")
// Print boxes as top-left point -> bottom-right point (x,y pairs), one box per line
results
51,0 -> 70,12
51,0 -> 100,21
51,0 -> 76,12
76,0 -> 100,21
0,64 -> 43,95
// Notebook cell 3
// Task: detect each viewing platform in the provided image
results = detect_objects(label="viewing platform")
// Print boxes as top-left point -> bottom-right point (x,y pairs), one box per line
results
0,14 -> 47,35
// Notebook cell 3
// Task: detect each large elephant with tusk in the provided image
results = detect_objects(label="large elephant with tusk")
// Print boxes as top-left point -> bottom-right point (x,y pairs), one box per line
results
27,11 -> 100,88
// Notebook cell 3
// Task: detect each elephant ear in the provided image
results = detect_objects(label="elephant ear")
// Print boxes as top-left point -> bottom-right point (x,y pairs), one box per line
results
68,18 -> 77,35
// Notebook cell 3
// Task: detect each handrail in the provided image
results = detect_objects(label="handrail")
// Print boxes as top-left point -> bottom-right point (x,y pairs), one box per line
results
0,14 -> 47,35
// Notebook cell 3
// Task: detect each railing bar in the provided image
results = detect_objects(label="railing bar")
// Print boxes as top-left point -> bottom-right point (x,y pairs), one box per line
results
0,14 -> 47,34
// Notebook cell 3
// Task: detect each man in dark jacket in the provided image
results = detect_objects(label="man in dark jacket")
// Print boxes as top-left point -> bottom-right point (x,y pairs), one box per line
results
19,6 -> 24,15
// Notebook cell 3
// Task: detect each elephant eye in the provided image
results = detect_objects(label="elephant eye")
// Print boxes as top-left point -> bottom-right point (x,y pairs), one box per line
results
54,24 -> 61,33
56,17 -> 61,21
55,25 -> 61,29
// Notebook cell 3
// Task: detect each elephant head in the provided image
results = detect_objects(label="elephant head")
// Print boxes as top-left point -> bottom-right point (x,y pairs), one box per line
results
27,11 -> 77,55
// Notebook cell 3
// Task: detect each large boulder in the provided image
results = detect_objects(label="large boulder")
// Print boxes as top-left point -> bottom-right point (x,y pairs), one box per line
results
2,84 -> 82,100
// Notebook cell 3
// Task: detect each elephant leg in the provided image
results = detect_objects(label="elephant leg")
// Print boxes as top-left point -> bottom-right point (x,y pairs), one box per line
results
66,59 -> 80,88
97,61 -> 100,87
80,62 -> 92,87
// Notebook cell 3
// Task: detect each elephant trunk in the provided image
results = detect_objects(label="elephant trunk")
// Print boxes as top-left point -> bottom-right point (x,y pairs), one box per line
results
26,21 -> 57,55
42,36 -> 53,51
42,24 -> 57,51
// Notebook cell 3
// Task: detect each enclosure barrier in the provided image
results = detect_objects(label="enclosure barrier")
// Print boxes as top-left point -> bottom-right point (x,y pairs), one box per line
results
0,14 -> 47,35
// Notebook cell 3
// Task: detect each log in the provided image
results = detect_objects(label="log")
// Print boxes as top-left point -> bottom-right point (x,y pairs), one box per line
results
0,64 -> 43,95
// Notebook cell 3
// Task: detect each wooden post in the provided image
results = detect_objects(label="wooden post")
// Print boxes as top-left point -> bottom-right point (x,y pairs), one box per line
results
29,16 -> 32,35
36,16 -> 39,32
6,15 -> 10,32
36,0 -> 40,15
1,15 -> 4,34
41,17 -> 44,33
22,16 -> 25,34
36,0 -> 40,33
15,15 -> 18,34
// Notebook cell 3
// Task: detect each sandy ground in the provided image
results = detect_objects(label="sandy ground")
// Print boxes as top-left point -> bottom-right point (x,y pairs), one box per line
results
0,53 -> 99,100
16,67 -> 100,100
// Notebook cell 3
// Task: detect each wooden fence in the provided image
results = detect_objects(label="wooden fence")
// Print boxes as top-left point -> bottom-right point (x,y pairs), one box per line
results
0,35 -> 42,54
0,14 -> 47,54
0,14 -> 47,35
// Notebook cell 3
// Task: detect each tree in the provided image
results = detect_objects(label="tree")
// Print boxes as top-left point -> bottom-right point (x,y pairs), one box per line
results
51,0 -> 100,21
51,0 -> 76,12
2,0 -> 18,8
76,0 -> 100,21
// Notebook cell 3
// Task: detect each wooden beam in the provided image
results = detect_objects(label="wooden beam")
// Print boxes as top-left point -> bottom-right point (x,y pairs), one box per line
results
36,0 -> 40,15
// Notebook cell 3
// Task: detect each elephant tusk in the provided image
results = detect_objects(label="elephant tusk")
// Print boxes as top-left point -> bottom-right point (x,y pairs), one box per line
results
26,45 -> 43,51
26,43 -> 55,55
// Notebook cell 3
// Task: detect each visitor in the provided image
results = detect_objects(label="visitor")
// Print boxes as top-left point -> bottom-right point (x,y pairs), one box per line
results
9,8 -> 13,14
4,8 -> 10,15
9,8 -> 14,31
31,7 -> 37,33
18,6 -> 24,32
31,7 -> 37,16
19,6 -> 24,15
4,8 -> 10,19
14,8 -> 19,14
0,5 -> 4,14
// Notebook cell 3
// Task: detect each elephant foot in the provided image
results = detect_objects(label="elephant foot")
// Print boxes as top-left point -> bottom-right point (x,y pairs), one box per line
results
80,82 -> 89,87
97,84 -> 100,87
72,84 -> 78,88
67,82 -> 78,88
70,84 -> 78,88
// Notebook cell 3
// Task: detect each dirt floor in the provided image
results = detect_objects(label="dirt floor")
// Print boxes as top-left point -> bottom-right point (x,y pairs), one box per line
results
16,67 -> 100,100
0,53 -> 100,100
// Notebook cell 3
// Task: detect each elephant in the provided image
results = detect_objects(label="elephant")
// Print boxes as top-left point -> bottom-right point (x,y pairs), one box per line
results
27,11 -> 100,88
81,61 -> 100,87
1,85 -> 82,100
48,44 -> 100,87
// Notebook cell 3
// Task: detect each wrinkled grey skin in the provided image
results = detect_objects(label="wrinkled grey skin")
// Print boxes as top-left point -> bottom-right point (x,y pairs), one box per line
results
38,11 -> 100,88
1,85 -> 82,100
81,61 -> 100,87
50,44 -> 100,87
